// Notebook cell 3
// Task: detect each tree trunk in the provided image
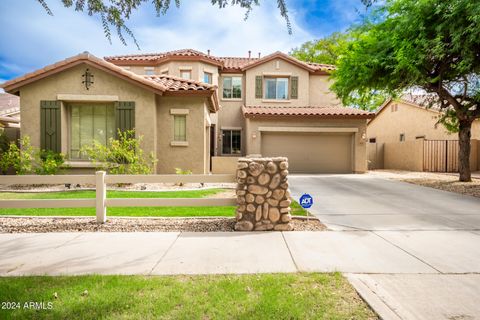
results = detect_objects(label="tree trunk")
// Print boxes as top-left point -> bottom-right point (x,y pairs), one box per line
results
458,119 -> 472,182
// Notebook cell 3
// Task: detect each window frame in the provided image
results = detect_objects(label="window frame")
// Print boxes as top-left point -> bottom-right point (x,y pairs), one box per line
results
173,115 -> 187,142
203,72 -> 213,84
180,70 -> 191,80
264,76 -> 289,100
144,67 -> 155,76
221,129 -> 242,155
68,103 -> 116,160
222,76 -> 242,100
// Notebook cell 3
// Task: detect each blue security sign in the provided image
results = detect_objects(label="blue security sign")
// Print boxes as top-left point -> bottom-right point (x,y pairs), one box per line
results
299,194 -> 313,209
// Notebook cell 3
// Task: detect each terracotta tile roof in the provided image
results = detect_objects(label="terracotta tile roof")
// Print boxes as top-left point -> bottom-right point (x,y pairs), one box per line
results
305,62 -> 336,72
1,52 -> 168,93
0,52 -> 219,112
105,49 -> 336,73
242,105 -> 374,119
216,57 -> 258,71
105,49 -> 224,66
144,75 -> 214,91
1,52 -> 216,93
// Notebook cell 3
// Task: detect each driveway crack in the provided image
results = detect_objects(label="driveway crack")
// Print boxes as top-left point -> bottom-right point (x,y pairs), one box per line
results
148,232 -> 181,275
372,231 -> 442,273
281,232 -> 299,272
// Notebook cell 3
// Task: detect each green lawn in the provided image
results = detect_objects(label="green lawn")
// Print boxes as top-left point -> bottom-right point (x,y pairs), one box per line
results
0,273 -> 377,320
0,190 -> 307,217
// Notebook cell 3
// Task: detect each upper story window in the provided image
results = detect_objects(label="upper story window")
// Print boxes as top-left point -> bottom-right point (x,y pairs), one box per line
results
180,70 -> 191,80
399,133 -> 405,142
144,67 -> 155,75
203,72 -> 213,84
222,76 -> 242,99
265,77 -> 289,100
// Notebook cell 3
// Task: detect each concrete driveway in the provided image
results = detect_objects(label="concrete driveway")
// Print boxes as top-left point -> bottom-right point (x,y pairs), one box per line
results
289,174 -> 480,231
290,174 -> 480,320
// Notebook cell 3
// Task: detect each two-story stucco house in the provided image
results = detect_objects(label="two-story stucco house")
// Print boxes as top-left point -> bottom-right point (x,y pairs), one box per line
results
1,49 -> 374,174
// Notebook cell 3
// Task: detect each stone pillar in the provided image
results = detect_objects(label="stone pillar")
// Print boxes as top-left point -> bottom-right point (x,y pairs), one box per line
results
234,157 -> 293,231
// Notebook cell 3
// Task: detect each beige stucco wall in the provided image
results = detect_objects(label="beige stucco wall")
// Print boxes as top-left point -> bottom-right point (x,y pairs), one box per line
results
17,63 -> 213,174
211,156 -> 240,174
245,117 -> 368,172
155,95 -> 209,174
245,59 -> 310,107
384,140 -> 424,171
309,75 -> 341,106
18,63 -> 157,162
368,100 -> 480,143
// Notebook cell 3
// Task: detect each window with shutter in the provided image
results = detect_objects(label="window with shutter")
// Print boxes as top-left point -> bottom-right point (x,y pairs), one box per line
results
290,76 -> 298,99
115,101 -> 135,137
69,103 -> 115,159
40,100 -> 61,153
255,76 -> 263,99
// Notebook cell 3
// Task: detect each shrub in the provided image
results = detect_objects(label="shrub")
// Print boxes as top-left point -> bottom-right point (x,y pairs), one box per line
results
0,131 -> 10,154
82,129 -> 157,174
0,136 -> 66,175
36,150 -> 66,175
0,136 -> 36,174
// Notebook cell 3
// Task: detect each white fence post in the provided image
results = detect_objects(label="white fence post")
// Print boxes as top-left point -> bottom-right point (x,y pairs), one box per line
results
95,171 -> 107,223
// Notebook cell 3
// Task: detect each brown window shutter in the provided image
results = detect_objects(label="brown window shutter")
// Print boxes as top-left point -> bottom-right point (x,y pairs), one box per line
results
115,101 -> 135,137
40,100 -> 61,152
290,76 -> 299,99
255,76 -> 263,99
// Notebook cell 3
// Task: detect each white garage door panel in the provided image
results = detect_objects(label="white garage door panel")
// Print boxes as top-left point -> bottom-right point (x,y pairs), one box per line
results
261,132 -> 353,173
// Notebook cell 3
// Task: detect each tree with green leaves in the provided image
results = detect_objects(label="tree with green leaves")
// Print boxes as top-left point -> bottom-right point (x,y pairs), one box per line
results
38,0 -> 291,49
332,0 -> 480,182
290,32 -> 347,65
291,32 -> 389,111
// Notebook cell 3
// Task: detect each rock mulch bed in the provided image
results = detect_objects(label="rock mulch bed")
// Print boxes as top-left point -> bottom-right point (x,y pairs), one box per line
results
0,216 -> 325,233
369,169 -> 480,198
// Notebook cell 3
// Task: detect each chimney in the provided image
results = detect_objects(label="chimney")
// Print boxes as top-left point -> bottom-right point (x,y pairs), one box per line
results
207,49 -> 210,55
248,50 -> 251,58
258,52 -> 261,58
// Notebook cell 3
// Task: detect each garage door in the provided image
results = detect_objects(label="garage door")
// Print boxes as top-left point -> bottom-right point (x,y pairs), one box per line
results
261,132 -> 353,173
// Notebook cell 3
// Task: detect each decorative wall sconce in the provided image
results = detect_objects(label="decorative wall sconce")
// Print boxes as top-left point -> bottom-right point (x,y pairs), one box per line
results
82,68 -> 94,90
251,132 -> 257,139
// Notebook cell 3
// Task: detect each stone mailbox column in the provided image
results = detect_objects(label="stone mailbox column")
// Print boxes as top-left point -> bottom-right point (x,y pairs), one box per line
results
234,157 -> 293,231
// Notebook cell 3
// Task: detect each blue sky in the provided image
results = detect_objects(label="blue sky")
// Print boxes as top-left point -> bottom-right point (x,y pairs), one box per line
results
0,0 -> 368,85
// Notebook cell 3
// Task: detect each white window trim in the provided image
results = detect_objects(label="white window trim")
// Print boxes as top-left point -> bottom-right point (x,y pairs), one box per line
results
170,141 -> 189,147
144,67 -> 155,70
179,66 -> 193,71
262,72 -> 292,76
258,127 -> 359,133
57,94 -> 119,102
221,126 -> 242,131
261,99 -> 291,103
170,109 -> 190,115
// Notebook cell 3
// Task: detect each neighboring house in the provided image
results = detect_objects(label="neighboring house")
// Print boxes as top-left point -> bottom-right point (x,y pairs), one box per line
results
367,95 -> 480,171
0,93 -> 20,142
1,49 -> 373,174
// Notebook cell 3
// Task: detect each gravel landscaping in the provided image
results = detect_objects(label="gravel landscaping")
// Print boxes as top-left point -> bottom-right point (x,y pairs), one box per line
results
369,170 -> 480,198
0,216 -> 325,233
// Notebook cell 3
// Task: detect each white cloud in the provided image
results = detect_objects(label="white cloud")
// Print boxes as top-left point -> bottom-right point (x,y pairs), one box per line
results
0,0 -> 314,79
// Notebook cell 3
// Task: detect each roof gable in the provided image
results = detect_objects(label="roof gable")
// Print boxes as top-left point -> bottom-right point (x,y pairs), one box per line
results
1,52 -> 219,112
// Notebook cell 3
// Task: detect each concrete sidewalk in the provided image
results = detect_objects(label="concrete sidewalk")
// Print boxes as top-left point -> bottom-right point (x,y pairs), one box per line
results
2,230 -> 480,319
2,230 -> 480,275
